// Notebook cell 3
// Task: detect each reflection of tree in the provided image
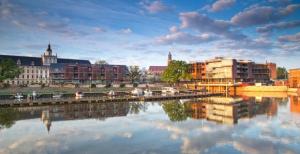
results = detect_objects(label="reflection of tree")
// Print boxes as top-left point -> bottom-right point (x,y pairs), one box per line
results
0,108 -> 19,130
162,100 -> 192,122
129,102 -> 147,114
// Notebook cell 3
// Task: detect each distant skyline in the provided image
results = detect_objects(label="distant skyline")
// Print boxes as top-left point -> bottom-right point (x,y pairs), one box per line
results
0,0 -> 300,68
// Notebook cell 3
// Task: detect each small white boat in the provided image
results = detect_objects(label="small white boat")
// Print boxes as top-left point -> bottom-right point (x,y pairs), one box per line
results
131,88 -> 143,96
144,89 -> 152,96
32,91 -> 37,98
108,90 -> 115,96
15,93 -> 23,99
162,87 -> 179,95
75,91 -> 84,98
53,93 -> 62,99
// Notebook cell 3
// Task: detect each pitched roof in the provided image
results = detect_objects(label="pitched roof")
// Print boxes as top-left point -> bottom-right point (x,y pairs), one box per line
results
0,54 -> 91,66
0,55 -> 42,66
148,66 -> 167,71
57,58 -> 90,64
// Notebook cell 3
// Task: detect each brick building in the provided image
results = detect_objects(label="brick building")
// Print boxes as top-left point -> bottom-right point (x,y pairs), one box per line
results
289,68 -> 300,88
50,63 -> 128,84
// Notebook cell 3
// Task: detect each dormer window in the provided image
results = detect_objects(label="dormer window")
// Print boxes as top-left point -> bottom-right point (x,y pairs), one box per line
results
31,61 -> 35,66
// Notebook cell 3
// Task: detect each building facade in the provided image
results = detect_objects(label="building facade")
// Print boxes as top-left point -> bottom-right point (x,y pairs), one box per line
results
0,44 -> 90,85
50,63 -> 129,84
289,68 -> 300,88
188,57 -> 274,83
91,64 -> 129,84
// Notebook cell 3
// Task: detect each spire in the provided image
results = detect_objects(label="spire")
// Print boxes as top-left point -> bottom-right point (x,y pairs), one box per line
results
47,42 -> 52,52
168,51 -> 172,65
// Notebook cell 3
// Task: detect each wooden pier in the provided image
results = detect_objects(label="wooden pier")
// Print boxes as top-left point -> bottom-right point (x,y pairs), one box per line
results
0,93 -> 221,107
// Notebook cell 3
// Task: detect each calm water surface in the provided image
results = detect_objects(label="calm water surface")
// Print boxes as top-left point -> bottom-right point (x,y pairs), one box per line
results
0,95 -> 300,154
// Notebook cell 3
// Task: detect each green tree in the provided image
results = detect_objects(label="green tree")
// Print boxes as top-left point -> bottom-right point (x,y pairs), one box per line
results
162,100 -> 192,122
0,58 -> 22,85
0,108 -> 19,129
128,66 -> 141,84
161,60 -> 191,85
277,67 -> 288,79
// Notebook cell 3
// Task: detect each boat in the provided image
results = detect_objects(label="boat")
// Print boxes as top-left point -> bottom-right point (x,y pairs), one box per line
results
15,93 -> 23,99
32,91 -> 37,98
144,89 -> 152,96
52,93 -> 63,99
131,88 -> 143,96
75,91 -> 84,98
108,90 -> 115,96
161,87 -> 179,95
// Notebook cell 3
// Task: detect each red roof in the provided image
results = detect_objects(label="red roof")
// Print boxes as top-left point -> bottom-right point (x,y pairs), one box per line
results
149,66 -> 167,72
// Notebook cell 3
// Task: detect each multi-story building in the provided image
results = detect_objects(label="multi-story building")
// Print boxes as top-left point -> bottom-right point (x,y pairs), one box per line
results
267,62 -> 277,80
252,63 -> 270,83
0,44 -> 90,85
188,57 -> 274,83
50,63 -> 92,84
91,64 -> 129,84
188,61 -> 206,80
288,68 -> 300,88
50,63 -> 129,84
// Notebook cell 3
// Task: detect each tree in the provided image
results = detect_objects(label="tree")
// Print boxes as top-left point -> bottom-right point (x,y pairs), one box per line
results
0,58 -> 22,84
162,100 -> 192,122
161,60 -> 191,85
95,60 -> 108,65
277,67 -> 288,79
0,108 -> 19,130
128,66 -> 141,84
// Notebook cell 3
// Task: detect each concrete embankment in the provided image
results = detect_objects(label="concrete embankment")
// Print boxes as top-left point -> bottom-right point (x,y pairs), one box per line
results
236,86 -> 288,92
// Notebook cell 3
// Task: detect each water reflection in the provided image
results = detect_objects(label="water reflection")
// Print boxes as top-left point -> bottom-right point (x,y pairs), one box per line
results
0,95 -> 299,154
162,97 -> 285,124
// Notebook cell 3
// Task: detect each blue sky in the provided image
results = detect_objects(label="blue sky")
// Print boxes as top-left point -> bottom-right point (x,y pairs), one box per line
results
0,0 -> 300,68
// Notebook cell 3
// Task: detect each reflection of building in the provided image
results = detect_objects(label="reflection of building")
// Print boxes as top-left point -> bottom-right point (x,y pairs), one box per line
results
13,102 -> 130,132
290,96 -> 300,113
188,57 -> 274,83
41,110 -> 51,133
289,69 -> 300,88
188,96 -> 278,124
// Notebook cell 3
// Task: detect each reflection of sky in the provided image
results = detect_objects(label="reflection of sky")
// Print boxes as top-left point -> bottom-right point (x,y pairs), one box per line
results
1,99 -> 300,154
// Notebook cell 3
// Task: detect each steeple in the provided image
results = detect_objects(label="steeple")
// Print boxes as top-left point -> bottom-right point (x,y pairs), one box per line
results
168,51 -> 172,65
46,43 -> 52,56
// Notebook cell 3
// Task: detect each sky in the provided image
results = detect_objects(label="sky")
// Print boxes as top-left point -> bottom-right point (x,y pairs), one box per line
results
0,0 -> 300,68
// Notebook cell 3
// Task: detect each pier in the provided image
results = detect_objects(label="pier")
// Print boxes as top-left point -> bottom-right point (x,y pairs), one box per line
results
0,93 -> 221,107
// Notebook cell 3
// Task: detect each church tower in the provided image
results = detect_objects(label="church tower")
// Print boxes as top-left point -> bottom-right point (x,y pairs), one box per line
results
168,51 -> 172,65
42,43 -> 57,66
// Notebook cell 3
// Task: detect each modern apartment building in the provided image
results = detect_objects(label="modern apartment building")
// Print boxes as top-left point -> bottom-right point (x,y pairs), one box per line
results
50,63 -> 129,84
189,57 -> 274,83
91,64 -> 129,84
